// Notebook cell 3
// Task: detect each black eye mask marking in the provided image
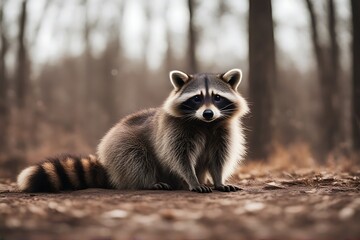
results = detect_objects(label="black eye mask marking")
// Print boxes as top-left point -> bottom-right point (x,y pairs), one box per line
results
212,94 -> 237,116
179,94 -> 204,114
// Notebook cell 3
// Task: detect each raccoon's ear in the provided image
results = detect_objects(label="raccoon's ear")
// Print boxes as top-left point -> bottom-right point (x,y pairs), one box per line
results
220,69 -> 242,90
169,70 -> 191,91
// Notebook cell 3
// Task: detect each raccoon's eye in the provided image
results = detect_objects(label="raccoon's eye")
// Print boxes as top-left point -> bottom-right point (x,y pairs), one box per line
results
214,94 -> 222,102
192,95 -> 202,103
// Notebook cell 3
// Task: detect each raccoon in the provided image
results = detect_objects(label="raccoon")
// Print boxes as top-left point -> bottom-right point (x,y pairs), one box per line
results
17,69 -> 249,193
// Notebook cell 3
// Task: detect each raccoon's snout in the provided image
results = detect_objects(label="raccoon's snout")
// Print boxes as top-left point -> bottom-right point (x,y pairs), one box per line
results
203,109 -> 214,120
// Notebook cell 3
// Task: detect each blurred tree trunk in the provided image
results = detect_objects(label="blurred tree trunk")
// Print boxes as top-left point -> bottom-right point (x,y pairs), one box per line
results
327,0 -> 342,151
83,0 -> 93,109
0,1 -> 9,153
164,1 -> 173,73
351,0 -> 360,152
100,1 -> 126,126
101,35 -> 119,126
187,0 -> 197,73
305,0 -> 341,159
29,1 -> 52,148
248,0 -> 276,160
328,0 -> 339,86
81,0 -> 97,144
15,0 -> 29,152
16,0 -> 29,109
143,1 -> 151,74
305,0 -> 324,75
165,30 -> 173,73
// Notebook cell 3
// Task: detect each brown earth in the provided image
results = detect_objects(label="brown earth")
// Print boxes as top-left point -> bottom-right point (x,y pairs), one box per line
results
0,165 -> 360,240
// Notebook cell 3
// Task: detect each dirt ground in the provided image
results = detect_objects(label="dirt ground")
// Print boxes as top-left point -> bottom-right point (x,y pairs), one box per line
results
1,164 -> 360,240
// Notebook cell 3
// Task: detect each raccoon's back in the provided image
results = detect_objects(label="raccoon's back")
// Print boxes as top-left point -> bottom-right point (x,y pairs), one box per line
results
17,154 -> 108,192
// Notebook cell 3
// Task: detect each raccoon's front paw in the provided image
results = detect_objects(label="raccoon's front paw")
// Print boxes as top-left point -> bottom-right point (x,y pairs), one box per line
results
191,185 -> 213,193
152,182 -> 173,190
215,184 -> 242,192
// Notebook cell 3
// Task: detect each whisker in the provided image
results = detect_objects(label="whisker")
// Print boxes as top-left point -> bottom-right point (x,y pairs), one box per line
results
183,115 -> 197,122
220,102 -> 235,110
181,113 -> 196,119
221,111 -> 235,115
220,109 -> 235,113
181,104 -> 196,110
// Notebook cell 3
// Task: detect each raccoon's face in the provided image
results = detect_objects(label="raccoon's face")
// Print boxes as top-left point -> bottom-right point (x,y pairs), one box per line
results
163,69 -> 249,122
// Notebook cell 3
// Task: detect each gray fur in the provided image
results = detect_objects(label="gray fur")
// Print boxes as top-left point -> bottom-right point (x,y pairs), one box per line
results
97,69 -> 249,193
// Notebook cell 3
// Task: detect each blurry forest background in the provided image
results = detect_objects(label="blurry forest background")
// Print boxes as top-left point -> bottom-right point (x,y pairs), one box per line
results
0,0 -> 359,177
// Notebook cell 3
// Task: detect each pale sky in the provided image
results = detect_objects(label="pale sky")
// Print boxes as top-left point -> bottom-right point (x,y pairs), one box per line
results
3,0 -> 352,73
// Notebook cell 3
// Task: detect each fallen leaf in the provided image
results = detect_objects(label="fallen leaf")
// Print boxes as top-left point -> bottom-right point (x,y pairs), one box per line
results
244,202 -> 265,212
339,207 -> 355,220
280,180 -> 307,186
263,182 -> 286,190
102,209 -> 128,219
304,188 -> 317,194
285,205 -> 306,214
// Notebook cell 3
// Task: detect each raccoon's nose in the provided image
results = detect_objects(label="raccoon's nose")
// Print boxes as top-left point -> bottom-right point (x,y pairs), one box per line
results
203,109 -> 214,120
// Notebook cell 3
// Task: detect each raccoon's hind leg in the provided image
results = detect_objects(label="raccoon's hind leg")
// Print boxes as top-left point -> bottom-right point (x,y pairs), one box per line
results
99,132 -> 162,190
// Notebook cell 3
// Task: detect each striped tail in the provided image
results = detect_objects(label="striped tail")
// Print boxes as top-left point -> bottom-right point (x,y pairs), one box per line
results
17,154 -> 109,192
